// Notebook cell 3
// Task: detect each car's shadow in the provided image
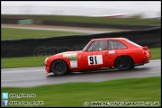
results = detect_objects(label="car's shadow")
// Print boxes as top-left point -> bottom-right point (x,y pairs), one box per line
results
46,66 -> 151,78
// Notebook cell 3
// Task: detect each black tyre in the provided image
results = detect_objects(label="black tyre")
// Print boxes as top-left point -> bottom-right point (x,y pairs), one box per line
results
51,60 -> 68,76
115,56 -> 133,71
130,65 -> 135,70
65,70 -> 72,75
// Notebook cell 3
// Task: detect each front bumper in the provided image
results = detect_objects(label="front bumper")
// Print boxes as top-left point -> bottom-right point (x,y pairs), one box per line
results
45,66 -> 50,74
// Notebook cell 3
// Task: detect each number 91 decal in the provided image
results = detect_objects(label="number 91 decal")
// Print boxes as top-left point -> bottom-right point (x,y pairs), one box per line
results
88,55 -> 103,65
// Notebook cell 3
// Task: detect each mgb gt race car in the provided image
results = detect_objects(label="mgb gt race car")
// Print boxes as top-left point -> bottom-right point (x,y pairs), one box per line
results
44,38 -> 151,76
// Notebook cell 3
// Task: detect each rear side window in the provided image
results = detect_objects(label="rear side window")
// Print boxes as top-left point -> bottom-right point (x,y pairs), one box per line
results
108,40 -> 127,50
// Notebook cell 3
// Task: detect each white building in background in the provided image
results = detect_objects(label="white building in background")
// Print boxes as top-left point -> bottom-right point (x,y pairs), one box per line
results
1,1 -> 161,18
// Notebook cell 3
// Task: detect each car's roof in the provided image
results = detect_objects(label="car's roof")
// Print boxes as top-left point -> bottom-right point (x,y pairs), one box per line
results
91,37 -> 127,41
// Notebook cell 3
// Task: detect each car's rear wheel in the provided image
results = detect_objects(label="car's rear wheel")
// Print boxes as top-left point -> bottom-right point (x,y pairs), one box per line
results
51,60 -> 68,76
115,56 -> 133,71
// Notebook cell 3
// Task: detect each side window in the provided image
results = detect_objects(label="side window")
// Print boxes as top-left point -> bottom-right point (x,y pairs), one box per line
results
108,40 -> 127,50
87,42 -> 95,51
108,41 -> 118,50
117,41 -> 127,49
87,40 -> 107,51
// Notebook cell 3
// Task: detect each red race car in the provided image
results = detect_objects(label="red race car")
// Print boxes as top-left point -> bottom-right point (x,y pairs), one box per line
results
44,38 -> 151,76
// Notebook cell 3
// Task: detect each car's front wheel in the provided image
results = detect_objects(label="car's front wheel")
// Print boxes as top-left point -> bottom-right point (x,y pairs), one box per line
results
51,60 -> 68,76
115,56 -> 133,71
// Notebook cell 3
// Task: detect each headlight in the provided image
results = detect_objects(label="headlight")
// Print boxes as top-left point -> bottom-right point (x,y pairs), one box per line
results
44,57 -> 48,65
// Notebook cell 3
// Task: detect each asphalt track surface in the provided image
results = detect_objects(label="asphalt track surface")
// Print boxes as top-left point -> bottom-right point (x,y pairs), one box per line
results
2,24 -> 130,34
2,26 -> 111,34
2,60 -> 161,87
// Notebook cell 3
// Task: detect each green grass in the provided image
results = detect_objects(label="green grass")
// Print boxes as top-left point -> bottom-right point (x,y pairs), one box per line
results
150,48 -> 161,59
1,56 -> 47,68
1,28 -> 86,40
1,77 -> 161,107
2,15 -> 161,26
1,48 -> 161,69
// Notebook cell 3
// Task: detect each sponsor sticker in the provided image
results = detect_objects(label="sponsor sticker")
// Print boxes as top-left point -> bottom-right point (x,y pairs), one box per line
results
63,53 -> 78,68
109,50 -> 115,54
